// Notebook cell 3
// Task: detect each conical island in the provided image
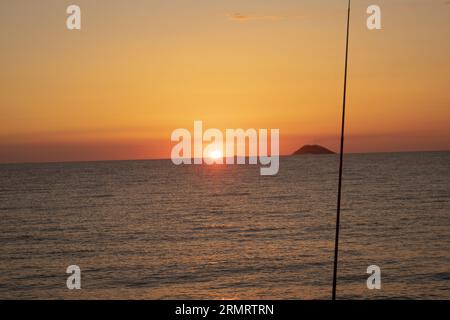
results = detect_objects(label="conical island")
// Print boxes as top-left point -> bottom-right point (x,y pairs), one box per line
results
292,145 -> 336,155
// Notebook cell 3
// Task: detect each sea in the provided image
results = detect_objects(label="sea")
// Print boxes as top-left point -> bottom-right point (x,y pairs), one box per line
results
0,152 -> 449,299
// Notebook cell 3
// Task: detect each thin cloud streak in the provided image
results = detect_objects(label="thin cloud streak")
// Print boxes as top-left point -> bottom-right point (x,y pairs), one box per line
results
226,12 -> 288,22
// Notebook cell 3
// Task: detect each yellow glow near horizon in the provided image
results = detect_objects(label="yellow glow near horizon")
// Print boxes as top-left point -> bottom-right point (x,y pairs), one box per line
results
208,149 -> 223,160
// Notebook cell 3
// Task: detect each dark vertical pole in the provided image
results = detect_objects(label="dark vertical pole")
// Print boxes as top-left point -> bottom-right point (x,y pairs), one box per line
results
332,0 -> 351,301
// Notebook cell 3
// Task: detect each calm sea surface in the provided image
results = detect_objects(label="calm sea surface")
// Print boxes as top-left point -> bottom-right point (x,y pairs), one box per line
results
0,152 -> 449,299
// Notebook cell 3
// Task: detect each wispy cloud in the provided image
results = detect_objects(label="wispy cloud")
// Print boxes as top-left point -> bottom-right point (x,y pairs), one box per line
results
226,12 -> 286,22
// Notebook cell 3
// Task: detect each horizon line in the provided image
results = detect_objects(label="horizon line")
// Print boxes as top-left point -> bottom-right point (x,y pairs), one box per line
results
0,149 -> 449,166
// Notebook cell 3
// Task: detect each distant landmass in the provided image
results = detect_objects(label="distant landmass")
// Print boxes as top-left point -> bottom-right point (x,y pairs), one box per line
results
292,145 -> 336,155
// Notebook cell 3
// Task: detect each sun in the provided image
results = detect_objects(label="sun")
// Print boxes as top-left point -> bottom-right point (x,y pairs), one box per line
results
209,149 -> 223,160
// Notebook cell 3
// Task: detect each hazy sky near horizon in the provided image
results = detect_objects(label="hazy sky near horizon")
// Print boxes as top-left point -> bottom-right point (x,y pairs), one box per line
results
1,0 -> 449,163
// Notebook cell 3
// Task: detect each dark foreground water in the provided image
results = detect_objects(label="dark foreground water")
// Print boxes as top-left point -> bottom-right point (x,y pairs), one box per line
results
0,152 -> 449,299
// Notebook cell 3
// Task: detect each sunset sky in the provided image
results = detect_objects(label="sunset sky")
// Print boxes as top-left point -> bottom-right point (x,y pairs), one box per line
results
1,0 -> 449,163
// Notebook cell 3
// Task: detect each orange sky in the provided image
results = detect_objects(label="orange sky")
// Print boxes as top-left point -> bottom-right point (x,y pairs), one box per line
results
1,0 -> 449,163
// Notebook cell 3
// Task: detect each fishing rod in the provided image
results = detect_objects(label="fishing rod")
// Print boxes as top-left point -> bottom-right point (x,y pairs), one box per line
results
332,0 -> 351,300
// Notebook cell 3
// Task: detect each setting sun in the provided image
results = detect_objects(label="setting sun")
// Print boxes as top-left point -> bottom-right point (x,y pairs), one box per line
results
209,149 -> 223,160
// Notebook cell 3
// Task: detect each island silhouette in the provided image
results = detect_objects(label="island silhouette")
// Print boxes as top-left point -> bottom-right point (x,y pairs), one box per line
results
292,145 -> 336,155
